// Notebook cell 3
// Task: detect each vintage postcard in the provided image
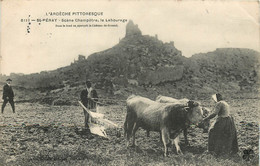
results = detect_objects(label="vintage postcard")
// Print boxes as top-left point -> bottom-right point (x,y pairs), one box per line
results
0,0 -> 259,165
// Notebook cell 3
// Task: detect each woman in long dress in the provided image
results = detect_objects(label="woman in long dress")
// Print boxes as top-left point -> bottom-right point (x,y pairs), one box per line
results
204,93 -> 238,156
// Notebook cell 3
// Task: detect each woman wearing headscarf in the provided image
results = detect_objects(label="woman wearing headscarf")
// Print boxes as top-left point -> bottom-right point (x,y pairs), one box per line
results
204,93 -> 238,156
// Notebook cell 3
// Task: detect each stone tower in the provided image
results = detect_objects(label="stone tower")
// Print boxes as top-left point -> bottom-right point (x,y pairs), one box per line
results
125,20 -> 142,37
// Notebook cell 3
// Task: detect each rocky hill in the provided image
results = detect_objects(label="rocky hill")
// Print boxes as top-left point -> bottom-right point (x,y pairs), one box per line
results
85,20 -> 183,86
190,48 -> 259,92
0,20 -> 259,104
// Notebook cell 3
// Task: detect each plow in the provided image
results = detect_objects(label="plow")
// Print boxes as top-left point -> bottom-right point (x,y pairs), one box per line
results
78,101 -> 121,138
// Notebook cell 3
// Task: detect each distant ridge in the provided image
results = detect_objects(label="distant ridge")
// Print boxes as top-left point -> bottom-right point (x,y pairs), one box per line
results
0,20 -> 259,103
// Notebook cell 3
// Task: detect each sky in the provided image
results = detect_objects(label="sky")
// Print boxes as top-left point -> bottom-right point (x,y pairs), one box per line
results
0,0 -> 259,75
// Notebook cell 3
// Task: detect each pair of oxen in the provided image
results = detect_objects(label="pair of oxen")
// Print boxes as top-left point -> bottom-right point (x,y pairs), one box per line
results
124,95 -> 210,156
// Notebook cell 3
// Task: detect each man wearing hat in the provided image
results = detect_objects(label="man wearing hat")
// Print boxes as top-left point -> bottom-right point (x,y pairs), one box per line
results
2,78 -> 15,113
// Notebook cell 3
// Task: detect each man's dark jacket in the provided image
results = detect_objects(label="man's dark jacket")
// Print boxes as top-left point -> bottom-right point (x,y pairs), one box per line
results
2,84 -> 14,100
80,89 -> 98,109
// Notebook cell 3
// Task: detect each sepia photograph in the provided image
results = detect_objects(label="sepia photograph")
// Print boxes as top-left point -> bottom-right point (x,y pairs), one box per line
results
0,0 -> 259,165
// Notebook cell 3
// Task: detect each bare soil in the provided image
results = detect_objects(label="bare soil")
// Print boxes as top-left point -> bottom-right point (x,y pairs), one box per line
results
0,96 -> 259,166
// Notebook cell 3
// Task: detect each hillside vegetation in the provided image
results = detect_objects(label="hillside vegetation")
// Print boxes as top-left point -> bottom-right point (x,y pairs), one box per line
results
0,20 -> 259,104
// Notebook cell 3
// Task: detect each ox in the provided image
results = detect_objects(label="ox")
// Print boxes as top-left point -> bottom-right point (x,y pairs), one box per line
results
154,95 -> 211,145
156,95 -> 189,105
124,95 -> 204,156
155,95 -> 210,118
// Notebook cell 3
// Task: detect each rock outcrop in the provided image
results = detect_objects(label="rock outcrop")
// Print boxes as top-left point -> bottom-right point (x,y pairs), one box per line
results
125,20 -> 142,37
85,20 -> 183,88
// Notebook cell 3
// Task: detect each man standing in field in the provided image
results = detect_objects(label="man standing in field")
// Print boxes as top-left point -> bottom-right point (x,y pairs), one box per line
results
80,80 -> 98,129
1,78 -> 15,114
